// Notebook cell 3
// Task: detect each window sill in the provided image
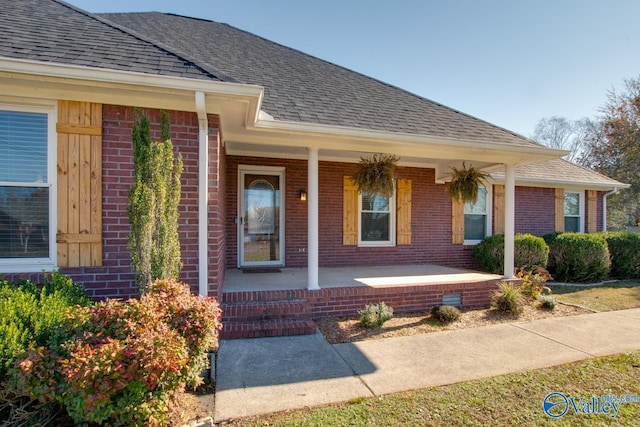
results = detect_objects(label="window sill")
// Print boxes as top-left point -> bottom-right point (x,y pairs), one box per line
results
0,261 -> 57,274
358,242 -> 396,248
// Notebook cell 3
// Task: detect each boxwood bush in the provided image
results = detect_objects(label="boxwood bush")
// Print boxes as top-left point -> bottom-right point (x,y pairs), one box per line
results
547,232 -> 610,283
0,273 -> 90,379
472,234 -> 549,274
605,231 -> 640,279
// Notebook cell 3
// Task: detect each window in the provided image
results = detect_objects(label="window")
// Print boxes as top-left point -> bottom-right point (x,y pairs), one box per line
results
359,191 -> 395,246
564,191 -> 582,232
464,187 -> 492,244
0,104 -> 55,270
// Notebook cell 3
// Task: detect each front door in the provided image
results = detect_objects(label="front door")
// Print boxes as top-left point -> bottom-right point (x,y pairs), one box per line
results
238,167 -> 285,267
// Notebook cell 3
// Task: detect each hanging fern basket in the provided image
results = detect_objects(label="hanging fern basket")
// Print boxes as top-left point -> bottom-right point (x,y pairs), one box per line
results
352,153 -> 399,197
447,162 -> 489,204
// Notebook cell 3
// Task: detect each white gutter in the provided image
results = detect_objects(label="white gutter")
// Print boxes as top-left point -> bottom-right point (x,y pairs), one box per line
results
603,187 -> 619,232
195,92 -> 209,297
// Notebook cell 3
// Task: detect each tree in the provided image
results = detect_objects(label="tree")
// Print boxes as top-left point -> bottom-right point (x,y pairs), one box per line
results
580,77 -> 640,226
531,116 -> 583,162
127,110 -> 183,290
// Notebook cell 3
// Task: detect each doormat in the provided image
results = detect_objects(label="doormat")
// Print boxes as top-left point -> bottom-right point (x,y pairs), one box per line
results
242,268 -> 282,274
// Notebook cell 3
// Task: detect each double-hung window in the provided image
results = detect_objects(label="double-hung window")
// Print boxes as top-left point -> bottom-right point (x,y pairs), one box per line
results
0,103 -> 55,270
464,187 -> 492,244
359,191 -> 395,246
564,191 -> 582,232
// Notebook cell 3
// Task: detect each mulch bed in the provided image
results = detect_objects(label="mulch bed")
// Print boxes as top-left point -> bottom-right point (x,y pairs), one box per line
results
316,302 -> 593,344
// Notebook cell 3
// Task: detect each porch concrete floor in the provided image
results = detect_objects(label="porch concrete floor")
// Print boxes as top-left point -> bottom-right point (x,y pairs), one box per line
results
223,264 -> 501,292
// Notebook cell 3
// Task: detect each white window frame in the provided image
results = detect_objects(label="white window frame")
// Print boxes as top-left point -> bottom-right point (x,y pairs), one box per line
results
463,185 -> 493,246
564,190 -> 584,233
358,189 -> 396,247
0,98 -> 57,273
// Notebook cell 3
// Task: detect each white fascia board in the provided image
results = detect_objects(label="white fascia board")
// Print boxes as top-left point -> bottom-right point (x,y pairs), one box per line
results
0,57 -> 263,114
489,175 -> 630,191
251,117 -> 568,161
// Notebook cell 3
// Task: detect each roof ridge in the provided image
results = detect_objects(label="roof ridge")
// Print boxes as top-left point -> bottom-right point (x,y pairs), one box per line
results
97,12 -> 239,83
50,2 -> 224,82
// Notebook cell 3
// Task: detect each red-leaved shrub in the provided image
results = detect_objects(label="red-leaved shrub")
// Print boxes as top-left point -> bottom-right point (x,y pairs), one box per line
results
10,279 -> 221,426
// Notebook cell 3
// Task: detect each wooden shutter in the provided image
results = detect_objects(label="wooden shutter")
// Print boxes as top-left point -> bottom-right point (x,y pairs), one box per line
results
397,179 -> 412,245
493,184 -> 505,234
343,176 -> 358,245
56,101 -> 103,267
451,198 -> 464,244
554,188 -> 565,232
587,190 -> 597,233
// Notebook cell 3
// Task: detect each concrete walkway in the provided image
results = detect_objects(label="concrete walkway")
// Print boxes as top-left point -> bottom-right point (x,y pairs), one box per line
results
211,308 -> 640,422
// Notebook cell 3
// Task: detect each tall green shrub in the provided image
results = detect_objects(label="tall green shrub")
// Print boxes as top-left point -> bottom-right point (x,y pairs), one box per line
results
128,110 -> 183,290
605,231 -> 640,279
548,233 -> 611,283
472,234 -> 549,274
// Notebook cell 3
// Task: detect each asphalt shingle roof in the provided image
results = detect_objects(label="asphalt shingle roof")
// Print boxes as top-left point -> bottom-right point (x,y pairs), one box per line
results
492,159 -> 627,188
0,1 -> 217,81
98,12 -> 540,147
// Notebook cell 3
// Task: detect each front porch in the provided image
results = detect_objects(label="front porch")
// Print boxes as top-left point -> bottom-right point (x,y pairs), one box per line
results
220,264 -> 503,339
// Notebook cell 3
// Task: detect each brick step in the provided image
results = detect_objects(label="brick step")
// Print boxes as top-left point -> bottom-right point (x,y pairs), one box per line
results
221,318 -> 317,339
221,300 -> 311,321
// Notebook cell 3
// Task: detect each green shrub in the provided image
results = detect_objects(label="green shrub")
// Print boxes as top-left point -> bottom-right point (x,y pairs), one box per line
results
430,305 -> 461,323
9,279 -> 222,426
472,234 -> 549,274
605,231 -> 640,279
359,302 -> 394,328
0,273 -> 90,378
537,295 -> 557,311
516,266 -> 553,299
548,233 -> 611,283
491,282 -> 524,315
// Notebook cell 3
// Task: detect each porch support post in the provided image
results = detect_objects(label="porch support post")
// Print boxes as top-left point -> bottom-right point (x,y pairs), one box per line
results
504,163 -> 516,279
307,147 -> 320,290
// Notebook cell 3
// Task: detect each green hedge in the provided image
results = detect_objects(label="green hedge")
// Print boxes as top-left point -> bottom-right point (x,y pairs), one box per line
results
605,232 -> 640,279
547,232 -> 610,283
472,234 -> 549,274
0,273 -> 90,378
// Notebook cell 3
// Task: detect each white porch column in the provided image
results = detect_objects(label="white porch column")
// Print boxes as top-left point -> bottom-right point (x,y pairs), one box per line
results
307,147 -> 320,290
504,164 -> 516,279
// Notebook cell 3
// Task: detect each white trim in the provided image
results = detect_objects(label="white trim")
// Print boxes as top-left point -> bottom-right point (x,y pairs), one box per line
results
237,165 -> 286,267
0,100 -> 57,272
563,190 -> 585,233
463,185 -> 493,246
357,189 -> 397,247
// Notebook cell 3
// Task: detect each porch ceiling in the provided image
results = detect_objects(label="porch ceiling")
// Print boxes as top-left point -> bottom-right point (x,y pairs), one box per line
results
223,265 -> 501,293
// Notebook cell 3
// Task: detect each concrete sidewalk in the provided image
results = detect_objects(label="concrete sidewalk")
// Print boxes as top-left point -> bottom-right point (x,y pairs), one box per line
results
211,308 -> 640,422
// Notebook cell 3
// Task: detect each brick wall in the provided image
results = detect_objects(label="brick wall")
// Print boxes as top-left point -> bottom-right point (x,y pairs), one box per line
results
226,157 -> 477,269
513,186 -> 556,236
2,106 -> 220,300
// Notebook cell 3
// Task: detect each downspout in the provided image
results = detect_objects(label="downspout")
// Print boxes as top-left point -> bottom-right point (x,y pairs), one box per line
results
602,187 -> 619,232
195,92 -> 208,296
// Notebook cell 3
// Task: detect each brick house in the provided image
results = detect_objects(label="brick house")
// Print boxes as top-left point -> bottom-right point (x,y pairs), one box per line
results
0,1 -> 627,337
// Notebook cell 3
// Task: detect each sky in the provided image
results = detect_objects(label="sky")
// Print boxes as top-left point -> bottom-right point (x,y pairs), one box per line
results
67,0 -> 640,138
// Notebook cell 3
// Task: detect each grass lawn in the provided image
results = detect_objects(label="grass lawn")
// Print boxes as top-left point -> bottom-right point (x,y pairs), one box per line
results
232,351 -> 640,426
549,280 -> 640,312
